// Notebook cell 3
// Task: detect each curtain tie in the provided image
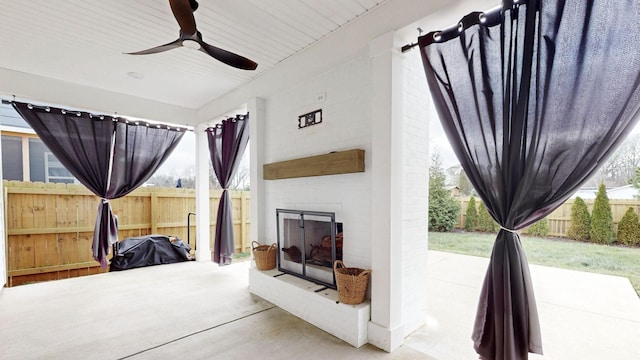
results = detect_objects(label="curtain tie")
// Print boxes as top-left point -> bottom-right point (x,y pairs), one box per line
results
499,225 -> 518,234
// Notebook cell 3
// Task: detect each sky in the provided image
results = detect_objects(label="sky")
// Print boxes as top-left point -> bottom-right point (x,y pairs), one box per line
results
155,131 -> 250,178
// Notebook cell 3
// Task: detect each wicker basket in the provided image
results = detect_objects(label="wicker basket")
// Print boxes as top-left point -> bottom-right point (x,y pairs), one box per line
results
252,241 -> 277,270
334,260 -> 371,305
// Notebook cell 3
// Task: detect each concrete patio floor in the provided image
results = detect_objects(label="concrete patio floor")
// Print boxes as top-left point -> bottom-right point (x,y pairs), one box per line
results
1,250 -> 639,359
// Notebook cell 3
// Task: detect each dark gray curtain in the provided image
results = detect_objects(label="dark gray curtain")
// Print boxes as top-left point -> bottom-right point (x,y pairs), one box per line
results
12,102 -> 185,267
418,0 -> 640,359
207,114 -> 249,265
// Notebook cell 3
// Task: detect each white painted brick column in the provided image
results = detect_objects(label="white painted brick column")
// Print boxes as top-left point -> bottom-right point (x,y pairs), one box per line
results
248,97 -> 266,246
400,46 -> 430,337
367,31 -> 430,352
195,123 -> 211,261
368,31 -> 406,352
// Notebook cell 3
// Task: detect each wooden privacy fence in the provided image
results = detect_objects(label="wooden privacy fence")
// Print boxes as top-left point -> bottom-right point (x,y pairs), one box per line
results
4,180 -> 251,286
456,197 -> 640,236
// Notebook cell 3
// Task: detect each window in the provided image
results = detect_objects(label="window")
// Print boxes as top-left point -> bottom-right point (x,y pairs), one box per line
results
44,152 -> 76,184
1,135 -> 23,180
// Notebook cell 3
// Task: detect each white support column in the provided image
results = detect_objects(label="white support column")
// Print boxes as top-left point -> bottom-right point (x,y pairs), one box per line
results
195,123 -> 211,261
368,31 -> 405,352
247,97 -> 266,245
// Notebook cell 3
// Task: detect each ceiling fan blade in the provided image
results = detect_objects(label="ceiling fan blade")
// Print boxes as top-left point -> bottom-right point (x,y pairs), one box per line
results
198,38 -> 258,71
125,0 -> 258,70
125,38 -> 182,55
169,0 -> 197,36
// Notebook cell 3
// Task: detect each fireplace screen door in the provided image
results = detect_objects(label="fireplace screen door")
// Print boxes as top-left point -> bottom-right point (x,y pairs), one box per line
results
276,209 -> 343,289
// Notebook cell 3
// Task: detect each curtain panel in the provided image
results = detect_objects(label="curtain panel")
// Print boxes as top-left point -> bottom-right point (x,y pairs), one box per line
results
418,0 -> 640,359
13,102 -> 185,267
207,114 -> 249,265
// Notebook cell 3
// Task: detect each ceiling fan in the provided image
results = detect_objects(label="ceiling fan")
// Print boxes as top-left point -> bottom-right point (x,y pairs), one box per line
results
126,0 -> 258,70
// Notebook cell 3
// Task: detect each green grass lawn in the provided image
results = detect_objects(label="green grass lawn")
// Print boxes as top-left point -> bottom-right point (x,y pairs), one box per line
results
428,231 -> 640,296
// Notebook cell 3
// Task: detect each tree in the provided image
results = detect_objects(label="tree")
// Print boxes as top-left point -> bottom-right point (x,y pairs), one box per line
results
633,167 -> 640,199
617,207 -> 640,246
590,184 -> 614,244
477,201 -> 497,233
525,218 -> 549,237
446,165 -> 461,187
445,165 -> 474,196
567,197 -> 591,241
458,170 -> 473,196
229,165 -> 250,190
464,196 -> 479,231
591,133 -> 640,187
429,153 -> 460,232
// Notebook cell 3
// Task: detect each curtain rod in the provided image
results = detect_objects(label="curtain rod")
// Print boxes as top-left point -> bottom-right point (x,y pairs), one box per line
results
400,4 -> 504,53
401,28 -> 423,53
1,98 -> 194,132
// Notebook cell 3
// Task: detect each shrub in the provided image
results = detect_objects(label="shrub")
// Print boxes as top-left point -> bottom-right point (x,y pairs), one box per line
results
429,153 -> 461,232
477,202 -> 497,233
525,218 -> 549,237
567,197 -> 591,241
617,207 -> 640,246
464,196 -> 479,231
590,183 -> 614,244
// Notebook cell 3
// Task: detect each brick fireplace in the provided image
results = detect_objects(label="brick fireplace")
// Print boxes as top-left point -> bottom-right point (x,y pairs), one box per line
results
247,31 -> 430,352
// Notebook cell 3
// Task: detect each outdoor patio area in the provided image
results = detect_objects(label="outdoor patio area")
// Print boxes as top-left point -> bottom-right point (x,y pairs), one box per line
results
1,250 -> 639,360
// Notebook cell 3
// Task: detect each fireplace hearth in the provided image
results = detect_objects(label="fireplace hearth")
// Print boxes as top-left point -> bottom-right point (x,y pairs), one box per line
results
276,209 -> 343,288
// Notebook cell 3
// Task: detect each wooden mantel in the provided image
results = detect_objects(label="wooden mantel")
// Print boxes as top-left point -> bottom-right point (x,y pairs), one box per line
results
263,149 -> 365,180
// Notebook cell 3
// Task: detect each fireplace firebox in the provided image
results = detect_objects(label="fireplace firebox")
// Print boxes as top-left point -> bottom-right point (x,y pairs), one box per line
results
276,209 -> 343,289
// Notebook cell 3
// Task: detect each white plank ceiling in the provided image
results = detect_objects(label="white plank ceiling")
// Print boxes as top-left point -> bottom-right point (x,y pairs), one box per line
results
0,0 -> 387,110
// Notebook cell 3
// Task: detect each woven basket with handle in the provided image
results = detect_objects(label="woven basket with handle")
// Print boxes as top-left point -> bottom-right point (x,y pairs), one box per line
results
252,241 -> 277,270
334,260 -> 371,305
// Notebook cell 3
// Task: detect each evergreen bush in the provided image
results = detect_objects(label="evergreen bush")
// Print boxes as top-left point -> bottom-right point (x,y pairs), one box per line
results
477,202 -> 497,233
617,207 -> 640,246
567,197 -> 591,241
525,218 -> 549,237
590,184 -> 614,244
428,154 -> 461,232
464,196 -> 479,232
